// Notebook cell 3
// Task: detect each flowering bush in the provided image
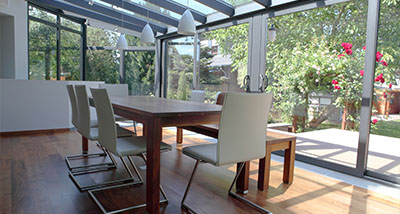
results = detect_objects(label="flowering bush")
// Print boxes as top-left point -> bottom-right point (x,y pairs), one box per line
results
331,43 -> 396,128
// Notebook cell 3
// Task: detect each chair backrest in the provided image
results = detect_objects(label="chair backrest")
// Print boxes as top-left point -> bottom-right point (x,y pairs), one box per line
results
75,85 -> 92,138
66,85 -> 79,128
99,84 -> 129,97
216,92 -> 273,166
189,90 -> 205,103
90,88 -> 118,154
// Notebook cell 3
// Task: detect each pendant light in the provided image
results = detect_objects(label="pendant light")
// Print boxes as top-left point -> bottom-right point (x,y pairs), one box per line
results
178,0 -> 195,35
116,0 -> 128,49
268,24 -> 277,42
141,2 -> 155,43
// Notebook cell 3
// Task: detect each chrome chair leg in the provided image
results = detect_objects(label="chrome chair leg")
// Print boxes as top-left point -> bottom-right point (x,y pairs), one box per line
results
181,161 -> 271,214
88,154 -> 168,214
228,162 -> 272,214
181,160 -> 200,214
128,156 -> 143,183
133,121 -> 137,135
69,155 -> 138,191
65,149 -> 115,172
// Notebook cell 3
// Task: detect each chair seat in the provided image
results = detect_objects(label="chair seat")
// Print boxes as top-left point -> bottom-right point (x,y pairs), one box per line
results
182,144 -> 217,165
89,126 -> 134,141
116,136 -> 172,157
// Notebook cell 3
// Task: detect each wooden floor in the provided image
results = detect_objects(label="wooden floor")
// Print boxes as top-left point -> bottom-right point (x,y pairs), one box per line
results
0,127 -> 399,214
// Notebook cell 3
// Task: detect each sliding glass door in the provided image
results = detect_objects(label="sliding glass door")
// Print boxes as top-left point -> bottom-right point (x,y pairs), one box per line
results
264,0 -> 369,170
366,1 -> 400,183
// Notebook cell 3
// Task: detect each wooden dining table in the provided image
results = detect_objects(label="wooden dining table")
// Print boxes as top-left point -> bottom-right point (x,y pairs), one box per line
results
87,96 -> 248,213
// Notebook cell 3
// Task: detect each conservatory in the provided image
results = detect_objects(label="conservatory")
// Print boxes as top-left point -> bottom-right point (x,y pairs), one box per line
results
0,0 -> 399,213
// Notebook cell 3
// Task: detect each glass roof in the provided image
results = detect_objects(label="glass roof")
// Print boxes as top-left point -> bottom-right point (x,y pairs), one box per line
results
171,0 -> 216,15
221,0 -> 254,7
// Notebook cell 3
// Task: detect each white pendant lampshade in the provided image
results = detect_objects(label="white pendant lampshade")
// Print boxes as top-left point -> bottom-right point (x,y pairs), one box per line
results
116,33 -> 128,49
178,9 -> 196,35
268,24 -> 277,42
141,23 -> 155,44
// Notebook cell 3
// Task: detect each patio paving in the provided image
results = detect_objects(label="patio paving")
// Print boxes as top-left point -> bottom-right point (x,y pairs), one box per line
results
295,128 -> 400,178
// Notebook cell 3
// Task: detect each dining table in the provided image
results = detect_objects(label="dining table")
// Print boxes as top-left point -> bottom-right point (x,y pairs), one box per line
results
85,96 -> 259,213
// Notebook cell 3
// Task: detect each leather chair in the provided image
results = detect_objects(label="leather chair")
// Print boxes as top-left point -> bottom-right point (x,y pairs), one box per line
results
88,88 -> 171,214
99,83 -> 137,134
65,85 -> 114,174
181,92 -> 273,214
70,85 -> 135,191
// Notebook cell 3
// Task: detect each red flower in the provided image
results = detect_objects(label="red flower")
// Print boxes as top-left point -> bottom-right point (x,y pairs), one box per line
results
372,119 -> 378,124
345,49 -> 353,55
338,54 -> 345,59
380,60 -> 388,66
334,85 -> 341,90
359,70 -> 364,76
363,46 -> 366,50
376,51 -> 383,62
380,78 -> 385,83
341,42 -> 353,50
383,92 -> 387,98
332,80 -> 338,85
389,83 -> 393,89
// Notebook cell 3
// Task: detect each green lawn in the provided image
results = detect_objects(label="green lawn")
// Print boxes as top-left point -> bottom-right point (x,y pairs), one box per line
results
370,120 -> 400,138
304,120 -> 400,138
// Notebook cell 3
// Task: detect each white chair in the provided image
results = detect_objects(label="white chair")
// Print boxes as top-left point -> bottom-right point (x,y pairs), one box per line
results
189,90 -> 205,103
181,92 -> 273,214
88,88 -> 171,213
99,83 -> 129,96
99,83 -> 137,134
65,85 -> 112,173
70,85 -> 135,191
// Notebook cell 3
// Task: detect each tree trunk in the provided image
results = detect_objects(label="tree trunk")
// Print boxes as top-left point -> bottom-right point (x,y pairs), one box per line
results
341,101 -> 356,130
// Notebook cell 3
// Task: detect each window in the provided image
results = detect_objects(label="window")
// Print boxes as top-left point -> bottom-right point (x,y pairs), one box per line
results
28,4 -> 84,80
165,37 -> 195,100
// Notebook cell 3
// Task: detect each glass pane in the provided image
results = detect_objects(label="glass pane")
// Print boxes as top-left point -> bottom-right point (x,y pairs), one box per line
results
171,0 -> 215,14
124,51 -> 156,96
367,1 -> 400,180
60,30 -> 81,80
87,26 -> 119,47
28,5 -> 57,23
265,0 -> 368,168
221,0 -> 252,6
128,0 -> 182,20
198,23 -> 249,104
86,49 -> 120,83
61,17 -> 81,31
29,20 -> 57,80
165,36 -> 194,100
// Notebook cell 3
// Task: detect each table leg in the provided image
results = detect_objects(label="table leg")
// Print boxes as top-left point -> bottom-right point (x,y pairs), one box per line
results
82,136 -> 88,154
146,118 -> 161,214
283,139 -> 296,184
235,161 -> 250,194
257,144 -> 272,191
176,127 -> 183,144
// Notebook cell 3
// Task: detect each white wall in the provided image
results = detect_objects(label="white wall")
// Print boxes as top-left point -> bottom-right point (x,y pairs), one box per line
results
0,0 -> 28,79
0,79 -> 104,132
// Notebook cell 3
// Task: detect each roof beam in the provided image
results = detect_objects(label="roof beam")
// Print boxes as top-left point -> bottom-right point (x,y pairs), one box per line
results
99,0 -> 179,27
252,0 -> 272,7
63,0 -> 167,33
30,0 -> 143,33
195,0 -> 234,16
146,0 -> 206,23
